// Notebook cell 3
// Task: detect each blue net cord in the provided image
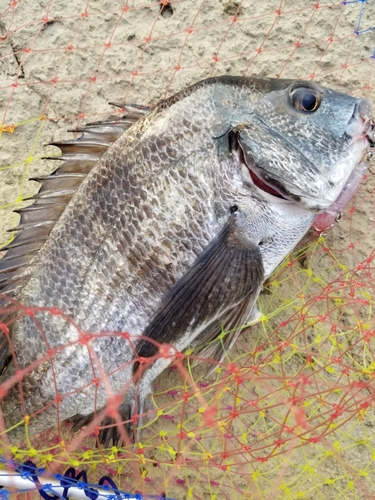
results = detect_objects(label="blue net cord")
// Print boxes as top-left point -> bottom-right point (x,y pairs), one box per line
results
0,460 -> 169,500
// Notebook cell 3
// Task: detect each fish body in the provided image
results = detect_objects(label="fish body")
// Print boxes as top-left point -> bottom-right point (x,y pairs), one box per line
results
0,76 -> 373,444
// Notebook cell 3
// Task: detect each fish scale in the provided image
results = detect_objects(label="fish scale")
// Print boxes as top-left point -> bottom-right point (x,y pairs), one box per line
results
1,90 -> 222,438
0,76 -> 372,446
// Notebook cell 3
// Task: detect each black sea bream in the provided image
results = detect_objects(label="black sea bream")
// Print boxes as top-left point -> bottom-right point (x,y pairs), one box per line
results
0,76 -> 373,445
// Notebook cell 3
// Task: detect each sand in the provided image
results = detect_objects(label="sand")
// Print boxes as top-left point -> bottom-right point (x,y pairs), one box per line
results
1,0 -> 375,498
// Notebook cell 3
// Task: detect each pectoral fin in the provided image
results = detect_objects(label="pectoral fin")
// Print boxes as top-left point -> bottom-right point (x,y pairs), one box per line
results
190,304 -> 262,367
135,211 -> 264,368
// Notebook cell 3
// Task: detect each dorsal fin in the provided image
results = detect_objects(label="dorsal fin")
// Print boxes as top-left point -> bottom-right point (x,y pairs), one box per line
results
0,104 -> 150,300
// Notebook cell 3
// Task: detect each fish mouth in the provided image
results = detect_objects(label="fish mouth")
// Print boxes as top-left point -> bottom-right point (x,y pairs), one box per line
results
229,131 -> 293,201
230,114 -> 374,211
347,99 -> 374,160
364,119 -> 375,160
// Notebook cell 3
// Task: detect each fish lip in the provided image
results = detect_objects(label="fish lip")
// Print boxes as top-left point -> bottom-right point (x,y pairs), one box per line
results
230,130 -> 299,203
365,118 -> 375,159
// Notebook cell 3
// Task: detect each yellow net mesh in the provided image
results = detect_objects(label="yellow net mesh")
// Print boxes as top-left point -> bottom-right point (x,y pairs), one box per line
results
1,1 -> 375,498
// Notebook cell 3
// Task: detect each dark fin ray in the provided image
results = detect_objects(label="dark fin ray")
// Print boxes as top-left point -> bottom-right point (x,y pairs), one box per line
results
0,105 -> 148,304
98,403 -> 133,448
30,173 -> 86,196
97,391 -> 152,446
14,205 -> 66,227
85,104 -> 150,129
23,193 -> 74,205
48,141 -> 111,156
135,212 -> 264,366
45,159 -> 97,175
0,266 -> 30,285
70,403 -> 134,448
0,277 -> 23,296
0,254 -> 38,274
190,297 -> 256,368
70,413 -> 94,432
4,225 -> 52,248
8,220 -> 55,233
0,336 -> 12,377
68,124 -> 131,142
108,102 -> 150,112
0,241 -> 42,260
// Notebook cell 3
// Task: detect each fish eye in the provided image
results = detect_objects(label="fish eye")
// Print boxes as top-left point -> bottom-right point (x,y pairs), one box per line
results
289,86 -> 320,113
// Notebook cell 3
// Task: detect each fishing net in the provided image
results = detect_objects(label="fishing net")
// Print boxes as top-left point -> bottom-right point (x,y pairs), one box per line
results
0,0 -> 375,498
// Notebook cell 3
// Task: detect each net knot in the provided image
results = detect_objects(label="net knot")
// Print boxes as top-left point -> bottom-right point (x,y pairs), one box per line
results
158,344 -> 177,359
226,363 -> 239,375
79,334 -> 93,346
106,395 -> 122,417
41,485 -> 53,493
0,323 -> 9,334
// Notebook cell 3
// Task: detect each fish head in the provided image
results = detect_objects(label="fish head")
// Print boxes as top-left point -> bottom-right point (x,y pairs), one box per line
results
232,79 -> 374,212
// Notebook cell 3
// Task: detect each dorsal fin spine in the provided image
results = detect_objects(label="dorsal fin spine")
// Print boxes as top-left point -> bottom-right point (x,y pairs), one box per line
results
0,105 -> 149,299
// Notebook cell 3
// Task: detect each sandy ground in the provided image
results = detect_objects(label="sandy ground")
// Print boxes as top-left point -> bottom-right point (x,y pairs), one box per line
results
1,0 -> 375,499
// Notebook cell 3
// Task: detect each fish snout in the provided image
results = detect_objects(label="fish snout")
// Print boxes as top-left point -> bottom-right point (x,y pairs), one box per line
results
356,98 -> 372,123
355,98 -> 374,146
346,98 -> 374,160
366,119 -> 375,161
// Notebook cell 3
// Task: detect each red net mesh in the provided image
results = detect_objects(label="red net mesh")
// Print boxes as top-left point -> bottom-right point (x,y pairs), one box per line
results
1,0 -> 375,498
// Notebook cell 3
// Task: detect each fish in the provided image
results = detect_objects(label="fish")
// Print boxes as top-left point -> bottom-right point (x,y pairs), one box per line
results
0,76 -> 373,446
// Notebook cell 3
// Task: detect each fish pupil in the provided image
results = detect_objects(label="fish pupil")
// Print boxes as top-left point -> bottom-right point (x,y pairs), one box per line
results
301,92 -> 317,111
